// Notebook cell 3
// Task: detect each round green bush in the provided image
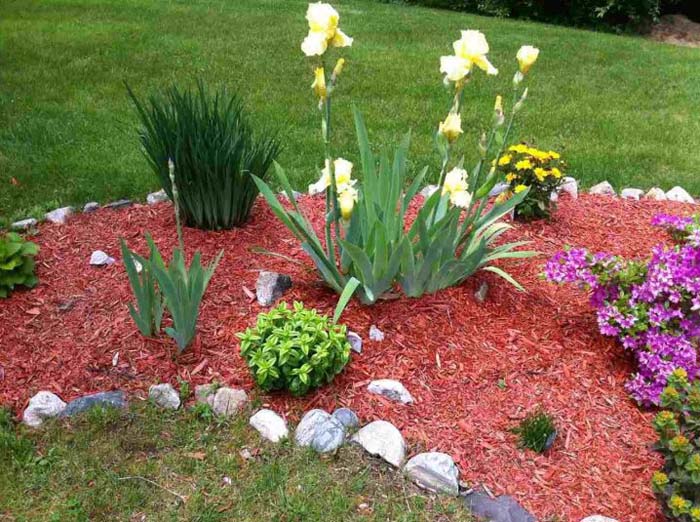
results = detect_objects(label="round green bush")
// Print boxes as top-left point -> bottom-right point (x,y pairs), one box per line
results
237,302 -> 351,396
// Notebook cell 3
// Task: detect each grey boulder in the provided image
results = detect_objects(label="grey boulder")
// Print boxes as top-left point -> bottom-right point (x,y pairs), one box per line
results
83,201 -> 100,213
90,250 -> 115,266
666,186 -> 695,204
149,383 -> 181,410
620,188 -> 643,200
45,206 -> 73,225
249,409 -> 289,443
332,407 -> 359,431
464,488 -> 536,522
104,199 -> 133,210
311,415 -> 346,453
589,181 -> 616,197
351,420 -> 406,467
60,391 -> 127,418
404,452 -> 460,496
211,387 -> 248,417
256,271 -> 292,306
367,379 -> 414,404
147,189 -> 169,205
23,391 -> 67,427
369,325 -> 385,342
11,218 -> 38,231
347,331 -> 363,354
294,409 -> 331,446
580,516 -> 618,522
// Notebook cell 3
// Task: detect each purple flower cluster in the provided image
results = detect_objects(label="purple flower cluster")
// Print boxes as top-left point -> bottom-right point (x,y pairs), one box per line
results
545,216 -> 700,406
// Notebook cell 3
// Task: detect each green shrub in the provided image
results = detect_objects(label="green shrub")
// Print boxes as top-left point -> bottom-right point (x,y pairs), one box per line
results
238,302 -> 352,396
127,80 -> 282,230
0,232 -> 39,298
120,235 -> 164,337
511,410 -> 556,453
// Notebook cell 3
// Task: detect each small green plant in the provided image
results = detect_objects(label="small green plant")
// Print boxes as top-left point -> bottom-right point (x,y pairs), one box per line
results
0,232 -> 39,298
238,280 -> 358,396
127,80 -> 282,230
120,235 -> 164,337
0,408 -> 36,470
512,410 -> 556,453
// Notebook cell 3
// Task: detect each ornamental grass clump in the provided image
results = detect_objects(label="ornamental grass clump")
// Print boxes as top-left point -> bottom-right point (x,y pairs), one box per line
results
0,232 -> 39,298
545,214 -> 700,405
495,144 -> 566,221
511,410 -> 556,453
254,2 -> 540,304
127,80 -> 281,230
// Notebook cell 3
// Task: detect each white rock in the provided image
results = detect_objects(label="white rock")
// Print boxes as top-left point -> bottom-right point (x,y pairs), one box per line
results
149,383 -> 180,410
147,189 -> 169,205
589,181 -> 616,196
367,379 -> 414,404
211,387 -> 248,417
559,177 -> 578,200
11,218 -> 38,231
369,325 -> 385,342
45,206 -> 73,225
419,185 -> 439,199
666,186 -> 695,204
90,250 -> 115,266
645,187 -> 667,201
250,409 -> 289,443
347,331 -> 362,354
580,516 -> 618,522
83,202 -> 100,213
404,452 -> 460,496
351,420 -> 406,467
311,416 -> 346,453
294,409 -> 331,446
620,188 -> 644,200
549,191 -> 559,203
23,391 -> 67,427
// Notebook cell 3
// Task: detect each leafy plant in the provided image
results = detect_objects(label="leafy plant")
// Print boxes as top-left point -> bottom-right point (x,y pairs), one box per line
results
651,370 -> 700,521
0,232 -> 39,298
238,280 -> 358,396
511,410 -> 556,453
127,80 -> 282,230
120,235 -> 164,337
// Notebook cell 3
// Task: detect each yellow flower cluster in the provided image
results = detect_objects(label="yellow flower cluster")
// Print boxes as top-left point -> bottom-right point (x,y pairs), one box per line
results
440,30 -> 498,84
498,145 -> 563,184
442,167 -> 472,208
308,158 -> 358,219
301,2 -> 353,57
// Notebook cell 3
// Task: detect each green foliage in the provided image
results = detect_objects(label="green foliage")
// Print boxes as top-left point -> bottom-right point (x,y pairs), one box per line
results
237,302 -> 352,396
651,370 -> 700,520
127,80 -> 282,230
120,235 -> 164,337
0,408 -> 36,470
0,232 -> 39,298
511,410 -> 556,453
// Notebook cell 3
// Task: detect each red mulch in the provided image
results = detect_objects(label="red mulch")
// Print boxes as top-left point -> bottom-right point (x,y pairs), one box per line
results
1,193 -> 696,520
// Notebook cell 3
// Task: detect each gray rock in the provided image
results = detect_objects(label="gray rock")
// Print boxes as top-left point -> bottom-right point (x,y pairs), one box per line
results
559,177 -> 578,200
645,187 -> 667,201
347,331 -> 363,354
83,201 -> 100,213
419,185 -> 439,199
278,190 -> 303,202
404,452 -> 460,496
44,206 -> 73,225
666,186 -> 695,204
256,271 -> 292,306
351,420 -> 406,467
474,281 -> 488,303
23,391 -> 67,427
11,218 -> 38,231
249,409 -> 289,442
369,325 -> 384,342
580,517 -> 618,522
620,188 -> 643,200
89,250 -> 115,266
104,199 -> 133,210
589,181 -> 616,197
332,407 -> 359,431
149,383 -> 181,410
211,387 -> 248,417
60,391 -> 127,418
294,409 -> 331,447
311,416 -> 346,453
194,384 -> 217,407
367,379 -> 414,404
489,182 -> 510,197
147,189 -> 169,205
464,489 -> 536,522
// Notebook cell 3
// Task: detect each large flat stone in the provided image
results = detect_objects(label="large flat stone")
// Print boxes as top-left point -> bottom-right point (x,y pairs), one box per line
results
60,391 -> 127,417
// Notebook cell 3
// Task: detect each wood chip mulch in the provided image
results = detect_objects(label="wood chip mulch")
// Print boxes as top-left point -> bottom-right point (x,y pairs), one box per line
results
2,193 -> 696,521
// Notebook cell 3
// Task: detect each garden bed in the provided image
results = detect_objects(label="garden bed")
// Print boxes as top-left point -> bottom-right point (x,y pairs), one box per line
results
1,194 -> 696,521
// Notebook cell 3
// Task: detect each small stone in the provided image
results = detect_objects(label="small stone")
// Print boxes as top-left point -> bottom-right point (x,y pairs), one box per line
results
83,201 -> 100,213
104,199 -> 133,210
11,218 -> 38,231
90,250 -> 115,266
347,331 -> 363,354
250,409 -> 289,443
549,190 -> 559,203
60,391 -> 127,418
645,187 -> 667,201
474,281 -> 488,303
367,379 -> 414,404
222,476 -> 233,485
311,416 -> 346,453
44,206 -> 73,225
294,409 -> 331,447
419,185 -> 439,199
147,189 -> 169,205
464,488 -> 536,522
194,384 -> 217,407
369,325 -> 384,342
404,452 -> 460,496
559,177 -> 578,200
589,181 -> 616,197
149,383 -> 181,410
211,387 -> 248,417
489,182 -> 509,197
620,188 -> 643,200
239,448 -> 254,461
256,271 -> 292,306
351,420 -> 406,467
23,391 -> 67,427
666,186 -> 695,204
580,517 -> 618,522
332,407 -> 359,431
278,190 -> 303,202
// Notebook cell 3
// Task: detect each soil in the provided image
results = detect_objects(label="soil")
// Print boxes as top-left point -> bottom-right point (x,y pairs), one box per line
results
650,14 -> 700,48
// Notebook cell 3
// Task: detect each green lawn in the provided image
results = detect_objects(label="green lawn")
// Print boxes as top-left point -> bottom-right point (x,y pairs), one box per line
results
1,0 -> 699,223
0,403 -> 471,521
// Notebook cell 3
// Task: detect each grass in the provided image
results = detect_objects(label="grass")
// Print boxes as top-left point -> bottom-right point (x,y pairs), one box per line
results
0,403 -> 471,521
1,0 -> 699,223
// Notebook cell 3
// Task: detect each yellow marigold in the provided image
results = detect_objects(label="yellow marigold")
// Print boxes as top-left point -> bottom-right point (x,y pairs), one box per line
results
515,159 -> 532,171
514,184 -> 527,194
509,144 -> 529,154
550,167 -> 562,178
534,167 -> 547,182
505,173 -> 518,183
527,148 -> 549,161
498,155 -> 512,166
548,150 -> 561,159
652,471 -> 669,488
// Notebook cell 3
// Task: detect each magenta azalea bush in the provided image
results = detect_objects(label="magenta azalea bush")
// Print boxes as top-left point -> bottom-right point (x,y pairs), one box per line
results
545,214 -> 700,406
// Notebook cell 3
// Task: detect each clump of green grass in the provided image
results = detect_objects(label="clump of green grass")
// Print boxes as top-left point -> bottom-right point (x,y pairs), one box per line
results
512,410 -> 557,453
